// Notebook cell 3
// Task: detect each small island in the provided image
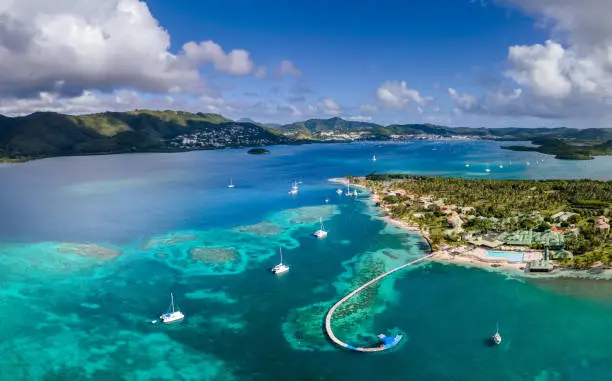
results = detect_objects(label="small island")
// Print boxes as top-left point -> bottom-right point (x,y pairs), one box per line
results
247,148 -> 271,155
346,174 -> 611,273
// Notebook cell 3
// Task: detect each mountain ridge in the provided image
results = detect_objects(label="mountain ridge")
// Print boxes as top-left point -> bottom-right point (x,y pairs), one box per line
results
1,110 -> 611,162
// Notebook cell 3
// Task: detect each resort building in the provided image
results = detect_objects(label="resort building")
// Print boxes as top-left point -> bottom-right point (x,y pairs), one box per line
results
499,230 -> 565,250
551,211 -> 578,223
595,216 -> 610,232
467,238 -> 503,249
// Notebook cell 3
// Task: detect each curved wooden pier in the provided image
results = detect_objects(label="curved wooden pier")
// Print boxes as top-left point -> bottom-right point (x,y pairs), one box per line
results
324,253 -> 434,352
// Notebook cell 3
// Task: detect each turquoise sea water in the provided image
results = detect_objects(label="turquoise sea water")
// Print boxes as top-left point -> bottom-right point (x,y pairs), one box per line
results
487,251 -> 525,263
1,140 -> 612,380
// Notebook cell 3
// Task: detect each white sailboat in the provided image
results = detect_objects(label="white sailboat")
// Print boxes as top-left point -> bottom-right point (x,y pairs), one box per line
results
336,188 -> 343,195
271,247 -> 289,274
313,217 -> 328,238
288,181 -> 299,195
492,322 -> 502,345
160,293 -> 184,324
227,178 -> 235,188
345,182 -> 353,196
371,154 -> 377,162
465,162 -> 470,168
499,163 -> 504,169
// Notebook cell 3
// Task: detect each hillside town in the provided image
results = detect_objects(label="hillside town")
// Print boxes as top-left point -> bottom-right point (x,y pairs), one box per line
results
168,123 -> 287,149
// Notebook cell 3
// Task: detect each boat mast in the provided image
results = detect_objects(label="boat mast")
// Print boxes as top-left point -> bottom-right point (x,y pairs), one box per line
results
279,247 -> 283,264
170,293 -> 175,313
320,217 -> 324,230
496,321 -> 499,335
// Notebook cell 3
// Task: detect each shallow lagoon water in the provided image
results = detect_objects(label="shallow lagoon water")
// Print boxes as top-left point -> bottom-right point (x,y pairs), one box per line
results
1,140 -> 612,380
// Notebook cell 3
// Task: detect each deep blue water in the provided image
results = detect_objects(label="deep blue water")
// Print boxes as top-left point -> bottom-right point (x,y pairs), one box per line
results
1,140 -> 612,381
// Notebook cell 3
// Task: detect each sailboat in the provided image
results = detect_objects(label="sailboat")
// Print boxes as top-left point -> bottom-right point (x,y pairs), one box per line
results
345,182 -> 353,196
465,162 -> 470,168
499,163 -> 504,169
492,322 -> 502,345
313,217 -> 328,238
336,188 -> 343,195
160,293 -> 184,324
288,181 -> 299,195
271,248 -> 290,274
371,154 -> 377,162
227,178 -> 235,188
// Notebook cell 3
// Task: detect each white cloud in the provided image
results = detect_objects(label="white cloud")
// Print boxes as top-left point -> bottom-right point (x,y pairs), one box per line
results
277,60 -> 301,77
181,41 -> 254,76
360,104 -> 378,112
313,97 -> 341,115
254,66 -> 267,79
448,88 -> 479,111
347,116 -> 373,122
0,0 -> 260,99
376,81 -> 432,109
505,40 -> 572,99
459,0 -> 612,120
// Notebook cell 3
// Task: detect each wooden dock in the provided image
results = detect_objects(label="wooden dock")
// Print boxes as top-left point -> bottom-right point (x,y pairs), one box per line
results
324,253 -> 434,352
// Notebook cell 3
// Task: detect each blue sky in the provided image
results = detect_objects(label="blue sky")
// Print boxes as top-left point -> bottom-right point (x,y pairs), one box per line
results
1,0 -> 611,127
146,0 -> 547,125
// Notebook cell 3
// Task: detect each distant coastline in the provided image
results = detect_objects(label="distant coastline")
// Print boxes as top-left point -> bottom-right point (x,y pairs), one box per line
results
2,110 -> 612,163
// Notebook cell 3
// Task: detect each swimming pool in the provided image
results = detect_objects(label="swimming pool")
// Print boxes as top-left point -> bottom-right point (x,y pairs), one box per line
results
487,251 -> 524,263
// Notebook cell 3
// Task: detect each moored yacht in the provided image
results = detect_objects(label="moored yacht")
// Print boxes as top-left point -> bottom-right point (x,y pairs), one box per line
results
345,182 -> 353,196
371,154 -> 377,162
336,188 -> 343,195
492,322 -> 502,345
288,181 -> 299,195
160,293 -> 184,324
313,217 -> 328,238
227,178 -> 235,188
271,248 -> 289,274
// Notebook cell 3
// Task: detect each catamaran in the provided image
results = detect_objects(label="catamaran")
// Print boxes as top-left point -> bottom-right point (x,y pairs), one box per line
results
160,293 -> 184,324
492,322 -> 502,345
227,178 -> 235,188
372,154 -> 377,162
271,247 -> 289,274
313,217 -> 328,238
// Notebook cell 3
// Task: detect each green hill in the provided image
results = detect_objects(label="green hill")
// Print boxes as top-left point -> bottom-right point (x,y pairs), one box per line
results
0,110 -> 289,161
281,117 -> 381,135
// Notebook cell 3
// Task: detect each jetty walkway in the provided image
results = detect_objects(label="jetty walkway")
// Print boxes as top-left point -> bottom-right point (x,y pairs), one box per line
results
324,253 -> 434,352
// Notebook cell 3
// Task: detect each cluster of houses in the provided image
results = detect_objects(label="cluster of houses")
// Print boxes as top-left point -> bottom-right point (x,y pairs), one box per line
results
169,124 -> 282,149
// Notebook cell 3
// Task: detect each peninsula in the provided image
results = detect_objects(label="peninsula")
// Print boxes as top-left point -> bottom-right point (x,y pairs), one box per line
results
1,110 -> 611,162
348,174 -> 611,272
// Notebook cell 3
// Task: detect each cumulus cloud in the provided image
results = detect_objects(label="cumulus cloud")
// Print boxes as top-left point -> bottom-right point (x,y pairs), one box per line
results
458,0 -> 612,120
376,81 -> 432,109
0,89 -> 238,116
0,0 -> 258,99
312,97 -> 341,115
346,116 -> 373,122
360,104 -> 378,112
279,60 -> 301,76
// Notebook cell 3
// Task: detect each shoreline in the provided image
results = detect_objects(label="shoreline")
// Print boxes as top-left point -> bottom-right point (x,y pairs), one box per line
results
331,177 -> 612,280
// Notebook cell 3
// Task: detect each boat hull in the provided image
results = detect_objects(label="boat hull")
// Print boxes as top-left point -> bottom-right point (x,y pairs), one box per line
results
160,312 -> 184,324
